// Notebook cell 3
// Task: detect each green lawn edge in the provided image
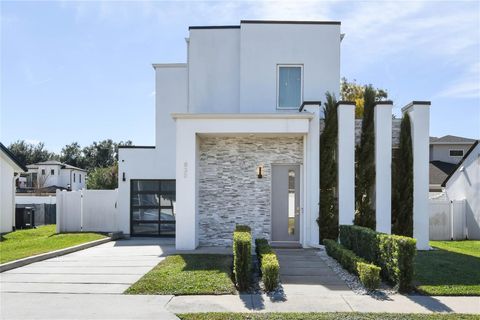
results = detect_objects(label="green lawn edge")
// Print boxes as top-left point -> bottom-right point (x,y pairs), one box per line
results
125,254 -> 237,295
0,225 -> 106,264
177,312 -> 479,320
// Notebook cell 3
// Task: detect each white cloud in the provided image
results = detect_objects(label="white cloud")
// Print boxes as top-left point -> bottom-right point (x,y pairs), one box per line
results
437,62 -> 480,99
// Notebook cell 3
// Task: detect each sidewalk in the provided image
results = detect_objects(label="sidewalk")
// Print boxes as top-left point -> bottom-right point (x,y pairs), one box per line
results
165,293 -> 480,314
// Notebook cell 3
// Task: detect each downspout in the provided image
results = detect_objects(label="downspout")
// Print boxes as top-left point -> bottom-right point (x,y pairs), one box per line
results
12,173 -> 18,230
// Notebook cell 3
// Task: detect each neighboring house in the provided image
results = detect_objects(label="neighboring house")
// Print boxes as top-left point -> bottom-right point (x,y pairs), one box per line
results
442,141 -> 480,239
429,135 -> 476,191
0,142 -> 27,233
20,160 -> 87,193
118,20 -> 431,250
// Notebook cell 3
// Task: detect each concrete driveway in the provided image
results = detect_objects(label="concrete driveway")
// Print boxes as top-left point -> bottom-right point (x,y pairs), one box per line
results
0,238 -> 178,319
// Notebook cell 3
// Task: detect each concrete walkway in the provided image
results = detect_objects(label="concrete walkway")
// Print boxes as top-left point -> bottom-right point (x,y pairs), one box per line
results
1,240 -> 479,319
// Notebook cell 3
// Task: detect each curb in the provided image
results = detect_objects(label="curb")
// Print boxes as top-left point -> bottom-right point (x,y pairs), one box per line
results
0,232 -> 123,273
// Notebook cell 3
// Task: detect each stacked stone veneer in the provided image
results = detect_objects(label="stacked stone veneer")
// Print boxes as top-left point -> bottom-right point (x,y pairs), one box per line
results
198,136 -> 304,246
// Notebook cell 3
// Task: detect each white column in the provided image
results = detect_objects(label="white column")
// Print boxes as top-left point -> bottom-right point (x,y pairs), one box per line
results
175,119 -> 198,250
302,104 -> 321,247
401,101 -> 431,250
374,101 -> 393,234
337,102 -> 356,226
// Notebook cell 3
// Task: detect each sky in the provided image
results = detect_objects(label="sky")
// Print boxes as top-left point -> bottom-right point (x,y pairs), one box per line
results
1,0 -> 479,153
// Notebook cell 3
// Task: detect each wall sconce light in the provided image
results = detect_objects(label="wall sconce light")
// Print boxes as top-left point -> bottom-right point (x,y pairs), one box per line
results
122,172 -> 126,182
257,165 -> 264,179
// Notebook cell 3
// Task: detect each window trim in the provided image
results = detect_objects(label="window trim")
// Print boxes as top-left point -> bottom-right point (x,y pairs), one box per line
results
449,149 -> 464,157
276,64 -> 304,110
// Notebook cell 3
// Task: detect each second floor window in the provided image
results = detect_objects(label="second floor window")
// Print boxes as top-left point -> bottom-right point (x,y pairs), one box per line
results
79,174 -> 82,183
51,169 -> 55,175
73,173 -> 76,183
278,65 -> 303,109
41,169 -> 45,175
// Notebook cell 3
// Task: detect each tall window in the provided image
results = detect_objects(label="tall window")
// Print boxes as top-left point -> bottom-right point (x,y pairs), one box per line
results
79,174 -> 82,183
73,173 -> 76,182
277,65 -> 303,109
130,180 -> 176,236
41,169 -> 45,175
51,169 -> 55,175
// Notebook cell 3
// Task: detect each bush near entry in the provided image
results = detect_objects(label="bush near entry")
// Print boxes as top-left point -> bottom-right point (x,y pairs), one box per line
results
233,225 -> 251,291
324,239 -> 381,290
255,238 -> 279,292
339,225 -> 416,292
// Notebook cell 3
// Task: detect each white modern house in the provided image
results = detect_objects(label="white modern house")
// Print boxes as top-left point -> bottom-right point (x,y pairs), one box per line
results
0,143 -> 27,233
118,20 -> 431,250
22,161 -> 86,192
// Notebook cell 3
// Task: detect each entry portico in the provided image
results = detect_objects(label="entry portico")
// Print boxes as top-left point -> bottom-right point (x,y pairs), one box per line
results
173,109 -> 320,250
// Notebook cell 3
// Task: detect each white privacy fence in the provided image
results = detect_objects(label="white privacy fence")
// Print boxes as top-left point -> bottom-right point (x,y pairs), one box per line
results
429,199 -> 467,240
56,189 -> 118,233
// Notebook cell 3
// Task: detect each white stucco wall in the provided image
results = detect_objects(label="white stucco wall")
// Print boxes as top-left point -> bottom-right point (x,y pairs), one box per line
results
445,142 -> 480,239
1,156 -> 16,233
430,144 -> 473,164
188,29 -> 240,113
239,22 -> 340,112
117,147 -> 173,235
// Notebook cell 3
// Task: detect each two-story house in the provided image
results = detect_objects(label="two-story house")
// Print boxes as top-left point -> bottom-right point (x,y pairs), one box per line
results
118,20 -> 431,250
429,135 -> 476,192
21,160 -> 87,193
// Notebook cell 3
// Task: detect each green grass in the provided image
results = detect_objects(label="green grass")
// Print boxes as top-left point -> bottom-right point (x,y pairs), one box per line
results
177,313 -> 479,320
0,225 -> 106,264
125,254 -> 236,295
415,240 -> 480,296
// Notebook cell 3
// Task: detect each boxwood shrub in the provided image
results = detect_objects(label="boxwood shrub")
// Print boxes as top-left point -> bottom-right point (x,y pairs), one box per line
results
255,238 -> 279,292
324,239 -> 380,290
339,225 -> 416,292
233,225 -> 252,291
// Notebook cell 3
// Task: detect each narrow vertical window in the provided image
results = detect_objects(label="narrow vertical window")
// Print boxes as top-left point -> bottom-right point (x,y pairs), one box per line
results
51,169 -> 55,175
278,65 -> 302,109
288,170 -> 296,235
73,173 -> 76,183
79,174 -> 82,183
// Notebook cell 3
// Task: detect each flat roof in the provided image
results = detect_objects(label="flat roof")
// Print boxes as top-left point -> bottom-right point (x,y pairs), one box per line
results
171,113 -> 314,120
189,20 -> 341,30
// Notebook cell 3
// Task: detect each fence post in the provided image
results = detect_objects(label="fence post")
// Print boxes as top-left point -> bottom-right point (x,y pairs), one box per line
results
56,190 -> 61,233
450,200 -> 454,240
80,189 -> 84,232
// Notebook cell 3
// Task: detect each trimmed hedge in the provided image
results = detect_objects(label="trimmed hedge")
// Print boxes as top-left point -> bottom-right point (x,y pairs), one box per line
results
255,238 -> 279,292
233,226 -> 251,291
377,233 -> 416,292
324,239 -> 380,290
339,225 -> 416,292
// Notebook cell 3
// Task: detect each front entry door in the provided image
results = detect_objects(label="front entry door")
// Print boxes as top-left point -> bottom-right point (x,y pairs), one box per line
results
272,165 -> 300,242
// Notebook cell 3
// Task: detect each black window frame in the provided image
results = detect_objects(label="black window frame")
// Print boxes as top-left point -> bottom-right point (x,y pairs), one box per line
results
50,169 -> 55,175
130,179 -> 175,237
449,149 -> 464,157
41,169 -> 45,175
73,173 -> 76,182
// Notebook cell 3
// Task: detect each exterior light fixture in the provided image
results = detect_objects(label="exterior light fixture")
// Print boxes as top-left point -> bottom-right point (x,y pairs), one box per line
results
257,165 -> 263,179
122,172 -> 126,182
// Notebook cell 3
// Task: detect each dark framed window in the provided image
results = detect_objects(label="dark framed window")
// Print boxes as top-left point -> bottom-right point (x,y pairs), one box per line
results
51,169 -> 55,175
73,173 -> 76,182
41,169 -> 45,175
449,149 -> 464,157
130,180 -> 175,237
79,174 -> 82,183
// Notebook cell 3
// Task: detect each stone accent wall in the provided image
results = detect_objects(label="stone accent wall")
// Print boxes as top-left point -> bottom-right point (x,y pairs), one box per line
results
198,136 -> 303,246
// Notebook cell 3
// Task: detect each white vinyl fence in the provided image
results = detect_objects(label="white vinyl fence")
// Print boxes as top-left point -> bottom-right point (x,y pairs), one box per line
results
56,189 -> 118,233
429,199 -> 467,240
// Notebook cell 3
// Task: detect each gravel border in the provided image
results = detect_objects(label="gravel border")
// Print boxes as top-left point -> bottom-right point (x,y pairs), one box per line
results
317,245 -> 397,299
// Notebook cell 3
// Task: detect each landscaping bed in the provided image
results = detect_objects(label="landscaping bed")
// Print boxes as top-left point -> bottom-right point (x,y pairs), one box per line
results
125,254 -> 236,295
0,225 -> 106,264
178,312 -> 478,320
414,240 -> 480,296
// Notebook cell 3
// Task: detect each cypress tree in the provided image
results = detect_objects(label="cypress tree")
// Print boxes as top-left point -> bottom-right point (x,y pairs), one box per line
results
318,92 -> 339,243
392,113 -> 414,236
354,86 -> 376,229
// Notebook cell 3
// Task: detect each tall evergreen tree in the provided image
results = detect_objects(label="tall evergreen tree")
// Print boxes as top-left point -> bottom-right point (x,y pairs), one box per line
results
354,86 -> 376,229
392,113 -> 414,236
317,92 -> 339,242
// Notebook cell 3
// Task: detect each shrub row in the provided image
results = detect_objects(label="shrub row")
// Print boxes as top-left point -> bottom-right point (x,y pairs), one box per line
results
255,238 -> 280,292
324,239 -> 380,290
339,225 -> 416,292
233,225 -> 251,290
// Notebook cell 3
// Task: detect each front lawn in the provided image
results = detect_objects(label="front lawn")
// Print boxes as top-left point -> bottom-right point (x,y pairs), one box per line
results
415,240 -> 480,296
178,313 -> 478,320
125,254 -> 236,295
0,225 -> 106,264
